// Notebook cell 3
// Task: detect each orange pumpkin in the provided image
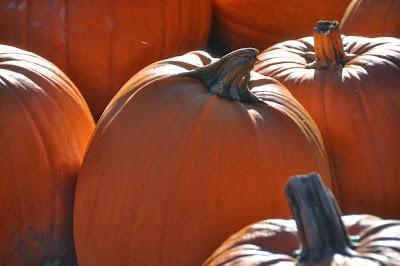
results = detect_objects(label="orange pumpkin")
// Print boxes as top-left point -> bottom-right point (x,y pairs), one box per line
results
0,1 -> 212,119
205,173 -> 400,265
0,45 -> 94,265
341,0 -> 400,38
255,21 -> 400,218
212,0 -> 351,52
74,48 -> 331,265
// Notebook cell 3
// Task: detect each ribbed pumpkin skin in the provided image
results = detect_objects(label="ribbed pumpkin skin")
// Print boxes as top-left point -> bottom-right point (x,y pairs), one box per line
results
212,0 -> 350,52
0,1 -> 212,119
255,36 -> 400,218
204,215 -> 400,265
73,51 -> 331,266
340,0 -> 400,38
0,45 -> 94,265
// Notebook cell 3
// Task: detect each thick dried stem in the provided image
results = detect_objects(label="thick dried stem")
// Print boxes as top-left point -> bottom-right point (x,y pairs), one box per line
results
307,21 -> 355,69
181,48 -> 261,102
285,173 -> 355,263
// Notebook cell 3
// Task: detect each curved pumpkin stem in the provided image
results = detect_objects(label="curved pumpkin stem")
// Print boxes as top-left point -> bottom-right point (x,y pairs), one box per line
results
285,173 -> 356,263
306,21 -> 356,69
182,48 -> 261,102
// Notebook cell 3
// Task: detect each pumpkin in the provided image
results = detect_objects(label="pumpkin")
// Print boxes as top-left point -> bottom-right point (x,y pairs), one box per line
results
0,1 -> 212,119
0,45 -> 94,265
340,0 -> 400,38
73,48 -> 331,265
254,21 -> 400,218
212,0 -> 351,53
204,173 -> 400,265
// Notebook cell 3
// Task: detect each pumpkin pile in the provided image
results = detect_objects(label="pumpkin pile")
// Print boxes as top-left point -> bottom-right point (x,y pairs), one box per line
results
0,1 -> 399,265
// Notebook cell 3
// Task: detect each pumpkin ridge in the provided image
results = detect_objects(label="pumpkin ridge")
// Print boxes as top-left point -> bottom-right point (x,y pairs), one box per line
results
154,95 -> 221,264
0,101 -> 26,264
0,50 -> 86,107
107,0 -> 116,94
251,78 -> 329,178
14,77 -> 66,262
132,79 -> 216,263
315,71 -> 341,198
347,71 -> 387,203
4,62 -> 90,152
61,0 -> 69,75
0,73 -> 55,264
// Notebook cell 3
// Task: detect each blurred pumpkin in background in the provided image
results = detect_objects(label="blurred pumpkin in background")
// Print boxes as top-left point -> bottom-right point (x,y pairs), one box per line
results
340,0 -> 400,38
0,1 -> 212,119
210,0 -> 351,53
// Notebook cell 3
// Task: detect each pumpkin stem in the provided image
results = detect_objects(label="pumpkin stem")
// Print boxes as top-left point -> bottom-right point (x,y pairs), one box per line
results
285,173 -> 355,263
182,48 -> 261,102
306,21 -> 355,69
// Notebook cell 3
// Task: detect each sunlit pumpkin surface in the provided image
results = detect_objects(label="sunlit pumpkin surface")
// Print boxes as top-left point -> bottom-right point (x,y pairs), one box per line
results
255,35 -> 400,218
74,50 -> 331,265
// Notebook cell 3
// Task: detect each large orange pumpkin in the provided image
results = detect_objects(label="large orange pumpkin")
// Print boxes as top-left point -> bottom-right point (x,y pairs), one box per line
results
0,45 -> 94,265
255,21 -> 400,218
340,0 -> 400,38
212,0 -> 351,53
204,173 -> 400,265
0,1 -> 212,119
74,48 -> 331,265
